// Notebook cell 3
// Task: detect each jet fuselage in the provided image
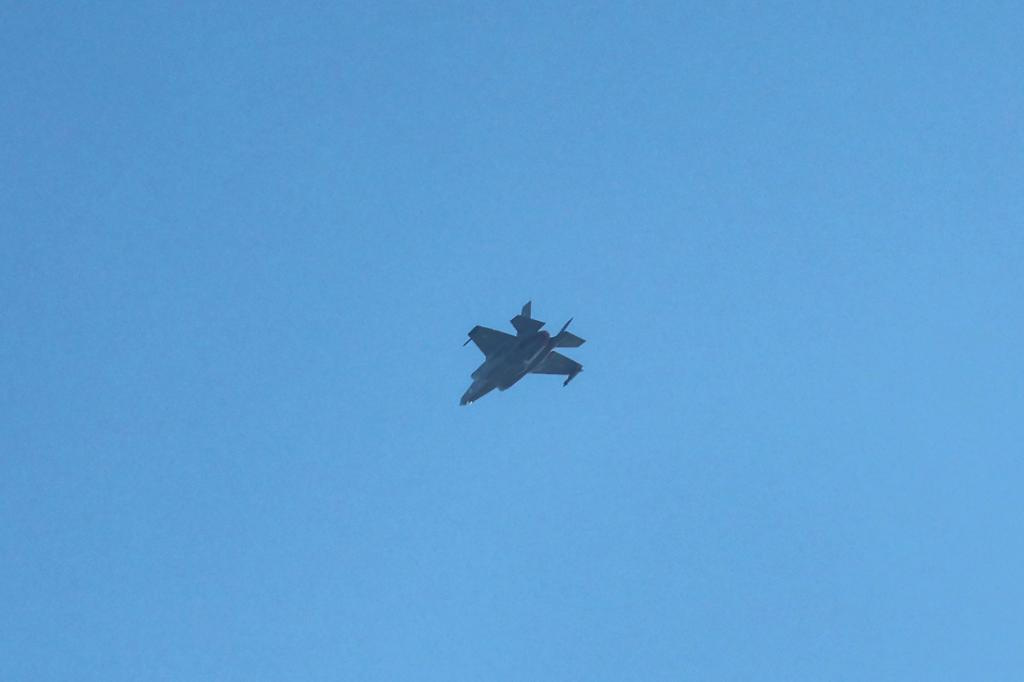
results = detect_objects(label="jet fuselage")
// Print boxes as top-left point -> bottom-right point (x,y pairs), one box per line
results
460,302 -> 584,405
462,331 -> 555,404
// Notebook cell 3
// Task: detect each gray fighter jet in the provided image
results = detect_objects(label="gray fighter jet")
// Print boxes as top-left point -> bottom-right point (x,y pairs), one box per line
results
460,301 -> 585,405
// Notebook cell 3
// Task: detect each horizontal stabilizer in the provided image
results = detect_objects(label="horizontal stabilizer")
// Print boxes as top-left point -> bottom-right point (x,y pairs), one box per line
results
511,301 -> 544,336
511,315 -> 544,336
554,331 -> 585,348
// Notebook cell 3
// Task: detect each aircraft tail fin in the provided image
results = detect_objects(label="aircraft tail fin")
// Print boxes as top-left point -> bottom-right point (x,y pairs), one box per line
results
554,331 -> 585,347
511,300 -> 544,336
552,317 -> 585,347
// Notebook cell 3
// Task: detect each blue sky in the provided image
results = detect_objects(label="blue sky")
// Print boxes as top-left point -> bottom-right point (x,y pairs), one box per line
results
3,3 -> 1022,679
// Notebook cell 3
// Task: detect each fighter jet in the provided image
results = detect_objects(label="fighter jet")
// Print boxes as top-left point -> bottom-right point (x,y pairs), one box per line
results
460,301 -> 585,405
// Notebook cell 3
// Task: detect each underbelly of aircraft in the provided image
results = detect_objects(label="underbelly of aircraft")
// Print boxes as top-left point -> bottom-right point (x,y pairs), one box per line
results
496,353 -> 548,390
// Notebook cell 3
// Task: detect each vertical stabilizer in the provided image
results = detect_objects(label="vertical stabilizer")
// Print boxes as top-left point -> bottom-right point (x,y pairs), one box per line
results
553,317 -> 585,347
511,300 -> 544,336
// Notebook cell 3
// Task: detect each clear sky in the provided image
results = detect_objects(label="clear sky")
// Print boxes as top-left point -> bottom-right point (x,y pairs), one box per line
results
3,3 -> 1022,680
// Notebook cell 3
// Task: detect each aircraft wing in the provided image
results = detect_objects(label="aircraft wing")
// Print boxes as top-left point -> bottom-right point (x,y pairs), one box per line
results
531,351 -> 582,377
466,325 -> 514,357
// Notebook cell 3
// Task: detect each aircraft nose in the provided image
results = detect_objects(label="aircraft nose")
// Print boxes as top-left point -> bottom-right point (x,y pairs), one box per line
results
460,380 -> 488,405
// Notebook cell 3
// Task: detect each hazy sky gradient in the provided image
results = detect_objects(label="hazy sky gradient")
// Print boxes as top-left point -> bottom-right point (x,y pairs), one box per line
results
3,3 -> 1022,679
